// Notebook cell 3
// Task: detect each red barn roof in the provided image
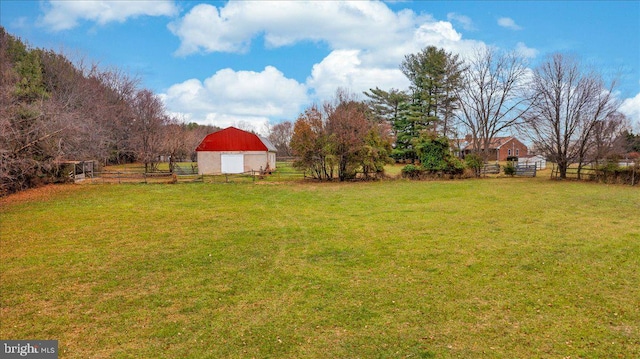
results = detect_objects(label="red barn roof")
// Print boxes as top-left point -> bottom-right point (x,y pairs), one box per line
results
196,127 -> 275,152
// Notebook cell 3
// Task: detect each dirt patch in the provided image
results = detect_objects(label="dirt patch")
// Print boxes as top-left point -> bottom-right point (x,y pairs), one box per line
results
0,184 -> 84,207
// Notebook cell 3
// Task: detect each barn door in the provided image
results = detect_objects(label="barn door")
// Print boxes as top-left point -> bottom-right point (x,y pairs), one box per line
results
221,154 -> 244,174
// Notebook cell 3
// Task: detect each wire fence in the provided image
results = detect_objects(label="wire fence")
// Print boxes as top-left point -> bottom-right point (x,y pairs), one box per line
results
77,160 -> 639,186
78,161 -> 308,185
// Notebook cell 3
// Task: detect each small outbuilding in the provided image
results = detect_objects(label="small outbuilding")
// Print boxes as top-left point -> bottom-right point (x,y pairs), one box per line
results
518,155 -> 547,169
196,127 -> 276,175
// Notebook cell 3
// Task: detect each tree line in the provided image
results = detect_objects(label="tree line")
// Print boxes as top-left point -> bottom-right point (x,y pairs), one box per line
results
285,46 -> 637,181
0,27 -> 219,195
2,26 -> 638,193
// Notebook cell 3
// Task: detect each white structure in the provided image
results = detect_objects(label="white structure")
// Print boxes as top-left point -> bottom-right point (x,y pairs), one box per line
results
518,155 -> 546,169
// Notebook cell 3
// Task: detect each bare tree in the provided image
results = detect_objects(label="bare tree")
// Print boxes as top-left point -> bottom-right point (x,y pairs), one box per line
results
185,123 -> 220,161
89,66 -> 139,164
521,53 -> 620,178
456,47 -> 531,161
590,112 -> 629,165
130,89 -> 166,172
163,117 -> 190,172
267,121 -> 294,157
0,30 -> 74,193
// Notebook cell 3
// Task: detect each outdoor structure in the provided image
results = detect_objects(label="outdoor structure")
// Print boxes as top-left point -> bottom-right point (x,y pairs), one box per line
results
518,155 -> 547,169
196,127 -> 276,175
458,135 -> 529,162
57,160 -> 96,181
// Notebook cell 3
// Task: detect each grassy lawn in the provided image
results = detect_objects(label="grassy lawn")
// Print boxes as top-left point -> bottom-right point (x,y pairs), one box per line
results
1,179 -> 639,358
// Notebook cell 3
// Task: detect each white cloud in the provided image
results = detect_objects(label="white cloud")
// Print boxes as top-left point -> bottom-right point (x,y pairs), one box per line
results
163,1 -> 529,125
515,42 -> 538,58
620,92 -> 640,127
306,50 -> 409,100
447,12 -> 476,31
166,0 -> 488,110
168,1 -> 421,56
161,66 -> 308,131
497,17 -> 523,30
40,0 -> 178,31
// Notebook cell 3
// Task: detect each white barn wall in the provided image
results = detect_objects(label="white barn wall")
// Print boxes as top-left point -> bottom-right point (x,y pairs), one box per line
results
197,151 -> 274,175
197,151 -> 220,175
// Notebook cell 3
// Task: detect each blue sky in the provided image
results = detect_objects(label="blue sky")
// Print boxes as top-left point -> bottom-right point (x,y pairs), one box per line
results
1,0 -> 639,133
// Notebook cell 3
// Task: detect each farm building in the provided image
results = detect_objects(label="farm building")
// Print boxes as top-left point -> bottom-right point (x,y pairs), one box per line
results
518,155 -> 547,169
458,135 -> 529,161
196,127 -> 276,175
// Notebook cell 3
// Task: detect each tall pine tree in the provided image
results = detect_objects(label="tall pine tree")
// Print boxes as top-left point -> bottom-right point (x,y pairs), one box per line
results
400,46 -> 464,138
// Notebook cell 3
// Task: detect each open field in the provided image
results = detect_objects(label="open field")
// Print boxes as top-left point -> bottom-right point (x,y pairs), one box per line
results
1,179 -> 639,358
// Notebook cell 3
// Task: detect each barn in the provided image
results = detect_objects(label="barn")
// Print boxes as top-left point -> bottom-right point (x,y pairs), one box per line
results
196,127 -> 276,175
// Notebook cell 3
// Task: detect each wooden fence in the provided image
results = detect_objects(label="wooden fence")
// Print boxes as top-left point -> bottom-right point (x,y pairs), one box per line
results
81,168 -> 307,185
515,165 -> 537,177
550,164 -> 638,186
482,164 -> 500,174
85,171 -> 175,184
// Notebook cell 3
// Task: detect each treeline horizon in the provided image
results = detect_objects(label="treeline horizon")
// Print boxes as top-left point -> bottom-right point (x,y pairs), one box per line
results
1,27 -> 639,195
1,27 -> 221,195
283,46 -> 638,181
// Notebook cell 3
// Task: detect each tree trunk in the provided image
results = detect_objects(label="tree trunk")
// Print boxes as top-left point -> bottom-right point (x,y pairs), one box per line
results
558,161 -> 568,179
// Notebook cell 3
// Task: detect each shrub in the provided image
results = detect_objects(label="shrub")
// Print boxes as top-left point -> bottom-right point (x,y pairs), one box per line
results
594,161 -> 639,185
414,134 -> 464,176
401,164 -> 423,179
503,162 -> 516,176
465,153 -> 484,177
444,156 -> 465,176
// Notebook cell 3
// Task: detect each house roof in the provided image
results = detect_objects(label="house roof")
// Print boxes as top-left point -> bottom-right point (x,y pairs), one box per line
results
520,154 -> 546,159
196,127 -> 275,152
460,136 -> 523,150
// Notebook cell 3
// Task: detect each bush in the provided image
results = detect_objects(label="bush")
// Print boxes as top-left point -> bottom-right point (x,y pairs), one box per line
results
594,162 -> 639,185
444,156 -> 465,176
401,164 -> 423,179
503,162 -> 516,176
414,134 -> 465,176
465,154 -> 484,177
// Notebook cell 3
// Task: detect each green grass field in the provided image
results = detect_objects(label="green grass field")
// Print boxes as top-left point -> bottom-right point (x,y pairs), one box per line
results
1,179 -> 639,358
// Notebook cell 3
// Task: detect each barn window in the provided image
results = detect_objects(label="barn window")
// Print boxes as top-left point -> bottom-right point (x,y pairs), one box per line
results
508,149 -> 512,156
516,149 -> 520,156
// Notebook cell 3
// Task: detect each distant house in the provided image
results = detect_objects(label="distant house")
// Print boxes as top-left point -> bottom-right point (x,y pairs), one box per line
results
458,135 -> 528,161
196,127 -> 276,175
518,154 -> 547,169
